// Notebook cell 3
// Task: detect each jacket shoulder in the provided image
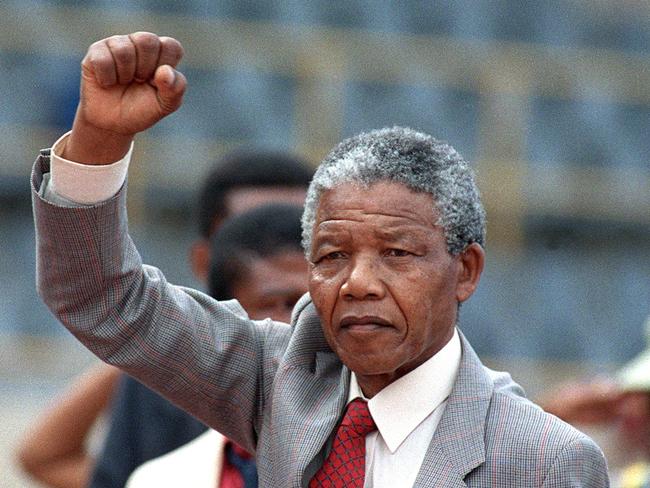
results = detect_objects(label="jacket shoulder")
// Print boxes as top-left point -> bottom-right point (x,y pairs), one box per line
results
479,373 -> 609,486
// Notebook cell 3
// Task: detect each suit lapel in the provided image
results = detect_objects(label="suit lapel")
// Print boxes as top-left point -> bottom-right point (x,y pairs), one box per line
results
413,332 -> 493,487
278,298 -> 350,487
295,358 -> 349,487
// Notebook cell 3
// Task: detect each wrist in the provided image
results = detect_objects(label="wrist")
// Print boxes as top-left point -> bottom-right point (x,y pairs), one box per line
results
62,116 -> 134,165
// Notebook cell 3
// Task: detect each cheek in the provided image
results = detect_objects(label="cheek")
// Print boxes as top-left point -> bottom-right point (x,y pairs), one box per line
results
308,276 -> 339,348
396,270 -> 437,307
308,272 -> 334,315
396,269 -> 456,325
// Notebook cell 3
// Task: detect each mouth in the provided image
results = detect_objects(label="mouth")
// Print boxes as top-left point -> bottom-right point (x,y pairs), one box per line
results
339,315 -> 394,332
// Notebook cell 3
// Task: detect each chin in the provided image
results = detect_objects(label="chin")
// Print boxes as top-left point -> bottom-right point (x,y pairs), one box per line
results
338,351 -> 396,376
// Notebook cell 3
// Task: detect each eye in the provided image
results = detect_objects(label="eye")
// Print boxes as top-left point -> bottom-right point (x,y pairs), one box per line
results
323,251 -> 346,260
385,248 -> 412,258
313,250 -> 346,264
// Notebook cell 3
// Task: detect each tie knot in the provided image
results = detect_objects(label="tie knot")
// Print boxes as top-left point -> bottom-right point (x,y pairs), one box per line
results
341,399 -> 376,437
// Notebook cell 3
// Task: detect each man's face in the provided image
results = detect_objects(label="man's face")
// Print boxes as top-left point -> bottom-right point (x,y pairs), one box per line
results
308,181 -> 482,396
231,250 -> 309,323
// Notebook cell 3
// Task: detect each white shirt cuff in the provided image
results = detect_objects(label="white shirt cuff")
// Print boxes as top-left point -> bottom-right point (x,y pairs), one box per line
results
50,131 -> 133,205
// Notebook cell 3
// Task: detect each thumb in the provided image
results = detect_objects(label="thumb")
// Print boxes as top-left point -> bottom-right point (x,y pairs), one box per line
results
152,65 -> 186,115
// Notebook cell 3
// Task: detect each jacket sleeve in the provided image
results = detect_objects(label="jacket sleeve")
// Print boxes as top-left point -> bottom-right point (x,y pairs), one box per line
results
31,151 -> 290,453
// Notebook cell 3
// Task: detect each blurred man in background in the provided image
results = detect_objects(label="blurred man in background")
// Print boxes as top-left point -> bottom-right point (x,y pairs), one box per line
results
189,150 -> 312,283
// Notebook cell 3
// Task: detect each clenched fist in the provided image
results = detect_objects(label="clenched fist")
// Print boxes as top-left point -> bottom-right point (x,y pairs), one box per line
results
63,32 -> 187,164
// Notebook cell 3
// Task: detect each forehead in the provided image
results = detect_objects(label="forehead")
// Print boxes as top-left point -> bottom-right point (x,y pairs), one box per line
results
235,251 -> 308,291
225,186 -> 306,216
315,181 -> 438,231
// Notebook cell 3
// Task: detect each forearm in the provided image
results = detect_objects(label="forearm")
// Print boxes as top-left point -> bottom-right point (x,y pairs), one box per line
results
15,365 -> 120,488
19,453 -> 91,488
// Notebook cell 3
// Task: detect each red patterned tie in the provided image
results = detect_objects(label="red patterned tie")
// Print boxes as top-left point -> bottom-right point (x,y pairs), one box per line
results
310,399 -> 377,488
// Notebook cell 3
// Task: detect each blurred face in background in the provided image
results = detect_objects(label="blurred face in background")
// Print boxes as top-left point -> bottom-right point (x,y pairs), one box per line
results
231,250 -> 309,323
191,186 -> 307,283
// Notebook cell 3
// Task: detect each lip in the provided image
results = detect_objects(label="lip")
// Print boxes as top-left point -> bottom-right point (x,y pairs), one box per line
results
339,315 -> 394,330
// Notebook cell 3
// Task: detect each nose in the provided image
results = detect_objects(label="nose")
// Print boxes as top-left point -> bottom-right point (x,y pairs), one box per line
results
340,255 -> 386,300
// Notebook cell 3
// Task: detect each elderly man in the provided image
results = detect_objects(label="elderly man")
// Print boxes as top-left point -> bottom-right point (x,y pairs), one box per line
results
32,33 -> 609,487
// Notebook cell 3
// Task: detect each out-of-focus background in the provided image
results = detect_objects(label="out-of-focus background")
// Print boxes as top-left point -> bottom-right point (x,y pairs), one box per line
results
1,1 -> 649,485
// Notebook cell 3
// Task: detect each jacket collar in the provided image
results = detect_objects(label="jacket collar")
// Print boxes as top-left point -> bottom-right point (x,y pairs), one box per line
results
413,332 -> 492,486
282,296 -> 349,487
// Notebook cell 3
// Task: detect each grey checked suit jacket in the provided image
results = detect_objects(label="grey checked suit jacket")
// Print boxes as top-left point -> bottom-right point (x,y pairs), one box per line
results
32,151 -> 609,487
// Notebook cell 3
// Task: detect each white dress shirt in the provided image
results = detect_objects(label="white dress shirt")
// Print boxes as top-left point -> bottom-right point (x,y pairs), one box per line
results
125,430 -> 227,488
47,132 -> 132,205
349,329 -> 461,488
47,134 -> 463,487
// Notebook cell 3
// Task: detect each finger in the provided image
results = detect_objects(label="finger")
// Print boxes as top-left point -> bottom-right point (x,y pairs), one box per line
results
152,65 -> 187,115
106,35 -> 136,85
82,40 -> 117,87
157,36 -> 184,68
129,31 -> 161,82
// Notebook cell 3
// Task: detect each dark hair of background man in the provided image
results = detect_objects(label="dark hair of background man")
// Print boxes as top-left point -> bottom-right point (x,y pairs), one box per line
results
197,150 -> 314,239
209,203 -> 304,300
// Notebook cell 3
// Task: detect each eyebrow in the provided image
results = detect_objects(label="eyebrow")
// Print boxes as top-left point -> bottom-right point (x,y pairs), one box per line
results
311,234 -> 348,250
312,222 -> 352,241
312,224 -> 434,248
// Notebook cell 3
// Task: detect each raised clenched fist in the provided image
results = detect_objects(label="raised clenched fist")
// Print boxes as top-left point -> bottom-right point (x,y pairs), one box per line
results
63,32 -> 187,164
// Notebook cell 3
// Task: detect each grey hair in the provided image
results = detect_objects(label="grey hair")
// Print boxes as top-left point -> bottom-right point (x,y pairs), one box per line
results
301,126 -> 486,257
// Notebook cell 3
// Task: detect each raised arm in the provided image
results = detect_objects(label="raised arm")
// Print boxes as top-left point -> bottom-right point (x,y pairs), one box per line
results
31,33 -> 289,453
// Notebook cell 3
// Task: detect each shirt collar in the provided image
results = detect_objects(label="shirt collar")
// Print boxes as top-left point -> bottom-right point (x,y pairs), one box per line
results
347,328 -> 461,453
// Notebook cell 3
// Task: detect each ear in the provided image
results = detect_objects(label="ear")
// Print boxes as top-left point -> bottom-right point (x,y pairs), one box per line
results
189,239 -> 211,284
455,243 -> 485,303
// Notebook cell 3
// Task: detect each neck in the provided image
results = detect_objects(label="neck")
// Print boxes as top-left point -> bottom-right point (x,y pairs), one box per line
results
353,328 -> 457,398
355,372 -> 399,399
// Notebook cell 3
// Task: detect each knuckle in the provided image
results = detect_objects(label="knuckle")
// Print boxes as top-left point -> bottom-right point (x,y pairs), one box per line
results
111,45 -> 133,64
160,37 -> 184,62
132,30 -> 156,39
107,35 -> 131,49
85,41 -> 106,62
106,34 -> 130,46
131,32 -> 160,53
85,52 -> 107,72
88,39 -> 105,51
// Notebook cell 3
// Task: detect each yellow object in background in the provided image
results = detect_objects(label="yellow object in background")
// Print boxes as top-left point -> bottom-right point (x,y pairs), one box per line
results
617,462 -> 650,488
